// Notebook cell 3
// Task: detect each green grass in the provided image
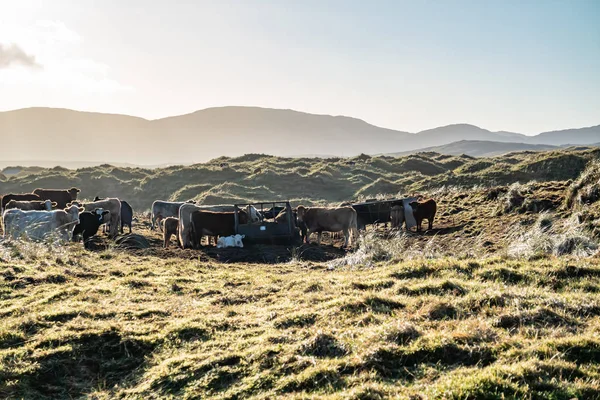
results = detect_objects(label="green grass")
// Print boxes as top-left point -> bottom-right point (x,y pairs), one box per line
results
1,247 -> 600,399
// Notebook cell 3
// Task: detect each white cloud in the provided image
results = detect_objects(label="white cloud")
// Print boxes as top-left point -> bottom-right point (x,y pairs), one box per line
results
0,43 -> 41,69
0,20 -> 132,93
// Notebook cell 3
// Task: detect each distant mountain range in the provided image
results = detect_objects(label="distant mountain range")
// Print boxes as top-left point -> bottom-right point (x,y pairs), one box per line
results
1,106 -> 598,165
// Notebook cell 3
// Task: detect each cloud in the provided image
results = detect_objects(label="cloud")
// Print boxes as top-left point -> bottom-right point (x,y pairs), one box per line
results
0,43 -> 42,69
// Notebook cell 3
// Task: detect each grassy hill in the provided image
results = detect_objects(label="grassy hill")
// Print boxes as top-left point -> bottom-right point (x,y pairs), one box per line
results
1,148 -> 599,211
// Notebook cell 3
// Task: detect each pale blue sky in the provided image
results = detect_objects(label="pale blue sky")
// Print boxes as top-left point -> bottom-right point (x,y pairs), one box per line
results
1,0 -> 598,133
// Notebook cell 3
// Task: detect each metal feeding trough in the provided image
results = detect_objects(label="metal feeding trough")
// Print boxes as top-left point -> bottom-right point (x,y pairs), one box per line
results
234,201 -> 300,244
351,197 -> 417,229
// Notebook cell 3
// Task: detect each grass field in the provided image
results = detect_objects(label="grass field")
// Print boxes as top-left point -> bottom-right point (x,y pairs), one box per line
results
1,149 -> 600,399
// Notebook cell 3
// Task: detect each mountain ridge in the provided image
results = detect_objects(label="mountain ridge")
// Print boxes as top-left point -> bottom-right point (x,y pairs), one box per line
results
1,106 -> 598,164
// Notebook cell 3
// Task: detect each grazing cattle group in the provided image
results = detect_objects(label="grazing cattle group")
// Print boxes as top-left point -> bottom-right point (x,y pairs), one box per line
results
1,186 -> 438,250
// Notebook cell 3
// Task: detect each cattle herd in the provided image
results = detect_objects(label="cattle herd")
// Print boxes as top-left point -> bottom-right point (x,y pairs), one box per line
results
0,187 -> 437,250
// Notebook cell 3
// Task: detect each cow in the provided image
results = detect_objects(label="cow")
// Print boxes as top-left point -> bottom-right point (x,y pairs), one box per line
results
2,204 -> 83,242
71,198 -> 121,238
1,193 -> 42,212
33,188 -> 80,209
5,200 -> 56,211
262,206 -> 285,220
72,209 -> 111,248
409,199 -> 437,231
189,210 -> 248,248
296,205 -> 358,247
151,200 -> 194,231
178,204 -> 261,249
390,205 -> 405,229
275,209 -> 307,242
162,217 -> 179,248
94,196 -> 133,233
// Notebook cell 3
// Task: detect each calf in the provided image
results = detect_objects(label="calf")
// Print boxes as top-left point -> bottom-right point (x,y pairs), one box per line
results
189,210 -> 248,249
72,209 -> 111,249
296,206 -> 358,247
5,200 -> 56,211
33,188 -> 80,209
162,217 -> 180,248
1,193 -> 42,212
151,200 -> 192,231
409,199 -> 437,231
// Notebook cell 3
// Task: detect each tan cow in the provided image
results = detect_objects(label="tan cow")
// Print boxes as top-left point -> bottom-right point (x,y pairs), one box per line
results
5,200 -> 56,211
296,205 -> 358,247
162,217 -> 179,248
390,205 -> 405,229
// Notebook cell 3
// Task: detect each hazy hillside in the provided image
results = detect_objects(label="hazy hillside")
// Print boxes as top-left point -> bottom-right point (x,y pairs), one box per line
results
386,140 -> 562,157
1,107 -> 598,165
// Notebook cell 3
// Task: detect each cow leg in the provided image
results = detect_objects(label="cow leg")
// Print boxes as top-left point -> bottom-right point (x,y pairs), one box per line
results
317,232 -> 322,246
343,228 -> 349,247
129,224 -> 132,234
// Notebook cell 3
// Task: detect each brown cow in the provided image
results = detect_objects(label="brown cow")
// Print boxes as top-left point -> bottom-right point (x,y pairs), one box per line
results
1,193 -> 42,211
162,217 -> 180,248
296,205 -> 358,247
189,210 -> 248,248
409,199 -> 437,231
5,200 -> 57,211
33,188 -> 80,209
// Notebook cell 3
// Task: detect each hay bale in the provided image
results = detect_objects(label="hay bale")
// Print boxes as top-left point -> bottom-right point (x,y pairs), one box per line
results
114,234 -> 151,249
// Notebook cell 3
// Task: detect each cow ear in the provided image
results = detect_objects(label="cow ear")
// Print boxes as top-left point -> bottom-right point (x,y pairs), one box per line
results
78,207 -> 84,212
52,202 -> 57,207
103,211 -> 109,215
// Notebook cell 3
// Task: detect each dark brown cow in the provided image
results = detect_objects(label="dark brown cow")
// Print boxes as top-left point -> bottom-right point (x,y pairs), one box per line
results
190,210 -> 248,248
33,188 -> 80,209
296,206 -> 358,247
1,193 -> 42,211
162,217 -> 180,248
409,199 -> 437,231
5,200 -> 56,211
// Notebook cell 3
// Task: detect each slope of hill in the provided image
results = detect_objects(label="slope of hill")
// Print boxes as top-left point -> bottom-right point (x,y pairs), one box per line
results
1,106 -> 598,165
1,147 -> 598,211
386,140 -> 561,157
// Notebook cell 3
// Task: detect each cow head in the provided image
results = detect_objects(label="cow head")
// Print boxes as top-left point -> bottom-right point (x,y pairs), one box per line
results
243,205 -> 262,223
68,188 -> 81,200
65,204 -> 84,224
409,201 -> 419,211
296,205 -> 307,222
93,208 -> 111,223
238,210 -> 249,224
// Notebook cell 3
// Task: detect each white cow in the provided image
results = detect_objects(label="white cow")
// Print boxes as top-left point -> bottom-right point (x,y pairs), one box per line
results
217,234 -> 245,248
2,204 -> 83,242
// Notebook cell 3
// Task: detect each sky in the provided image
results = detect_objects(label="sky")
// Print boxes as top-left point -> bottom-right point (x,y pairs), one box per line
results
0,0 -> 599,134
